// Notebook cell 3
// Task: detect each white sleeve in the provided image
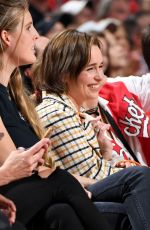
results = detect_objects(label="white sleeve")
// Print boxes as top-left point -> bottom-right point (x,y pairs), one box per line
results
107,73 -> 150,112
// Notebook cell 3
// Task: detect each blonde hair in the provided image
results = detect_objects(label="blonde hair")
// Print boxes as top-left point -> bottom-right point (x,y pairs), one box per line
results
0,0 -> 44,138
9,71 -> 44,138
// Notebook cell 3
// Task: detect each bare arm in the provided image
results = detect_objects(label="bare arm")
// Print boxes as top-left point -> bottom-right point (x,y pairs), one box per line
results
0,117 -> 16,164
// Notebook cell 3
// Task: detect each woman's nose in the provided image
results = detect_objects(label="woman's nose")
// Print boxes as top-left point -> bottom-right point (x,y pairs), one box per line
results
95,69 -> 105,80
33,28 -> 39,40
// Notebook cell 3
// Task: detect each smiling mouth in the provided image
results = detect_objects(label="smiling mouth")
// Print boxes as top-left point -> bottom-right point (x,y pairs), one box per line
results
89,85 -> 100,90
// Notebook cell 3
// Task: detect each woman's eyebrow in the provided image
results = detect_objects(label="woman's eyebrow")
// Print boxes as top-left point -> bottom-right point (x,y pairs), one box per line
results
25,21 -> 32,27
87,61 -> 104,67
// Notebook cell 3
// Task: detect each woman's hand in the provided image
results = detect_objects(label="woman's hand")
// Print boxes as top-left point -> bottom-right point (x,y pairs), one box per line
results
116,161 -> 133,168
115,160 -> 141,168
0,138 -> 51,184
0,194 -> 16,224
91,117 -> 113,160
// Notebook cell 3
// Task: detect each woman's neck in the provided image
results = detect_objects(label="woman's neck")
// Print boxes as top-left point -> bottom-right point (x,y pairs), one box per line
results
67,94 -> 81,111
0,63 -> 15,87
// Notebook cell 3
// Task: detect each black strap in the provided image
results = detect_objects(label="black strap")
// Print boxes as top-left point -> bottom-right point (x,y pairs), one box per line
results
100,106 -> 139,162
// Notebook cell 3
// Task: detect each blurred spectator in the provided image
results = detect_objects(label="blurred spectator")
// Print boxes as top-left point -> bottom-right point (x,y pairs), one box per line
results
78,18 -> 131,77
29,0 -> 51,25
105,19 -> 149,76
139,0 -> 150,11
104,28 -> 130,77
97,33 -> 109,73
123,16 -> 141,48
96,0 -> 131,21
36,18 -> 65,38
136,11 -> 150,34
142,25 -> 150,70
78,18 -> 120,34
59,0 -> 95,27
58,12 -> 75,28
123,15 -> 149,75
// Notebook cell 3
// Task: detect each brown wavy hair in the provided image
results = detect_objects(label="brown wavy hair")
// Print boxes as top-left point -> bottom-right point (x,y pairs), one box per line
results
36,29 -> 102,95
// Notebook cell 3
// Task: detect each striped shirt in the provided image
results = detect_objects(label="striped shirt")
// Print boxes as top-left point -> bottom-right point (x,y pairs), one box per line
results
36,92 -> 121,180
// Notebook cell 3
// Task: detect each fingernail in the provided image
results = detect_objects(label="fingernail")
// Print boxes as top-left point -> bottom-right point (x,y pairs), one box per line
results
17,147 -> 26,151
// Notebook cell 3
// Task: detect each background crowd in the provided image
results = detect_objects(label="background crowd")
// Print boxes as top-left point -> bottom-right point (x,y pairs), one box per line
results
28,0 -> 150,78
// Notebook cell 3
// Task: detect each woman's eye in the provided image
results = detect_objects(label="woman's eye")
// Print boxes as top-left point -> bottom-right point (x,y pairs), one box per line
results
87,67 -> 94,71
26,24 -> 32,31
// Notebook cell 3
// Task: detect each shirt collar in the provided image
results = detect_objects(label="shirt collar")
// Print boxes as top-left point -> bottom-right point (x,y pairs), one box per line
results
42,91 -> 79,113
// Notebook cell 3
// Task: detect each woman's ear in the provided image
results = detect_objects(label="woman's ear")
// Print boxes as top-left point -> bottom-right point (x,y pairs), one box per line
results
1,30 -> 11,47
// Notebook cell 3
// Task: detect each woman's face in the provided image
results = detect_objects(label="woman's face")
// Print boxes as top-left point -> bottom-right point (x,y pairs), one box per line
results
8,10 -> 39,67
108,43 -> 128,68
105,31 -> 128,69
114,26 -> 130,51
67,45 -> 106,107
